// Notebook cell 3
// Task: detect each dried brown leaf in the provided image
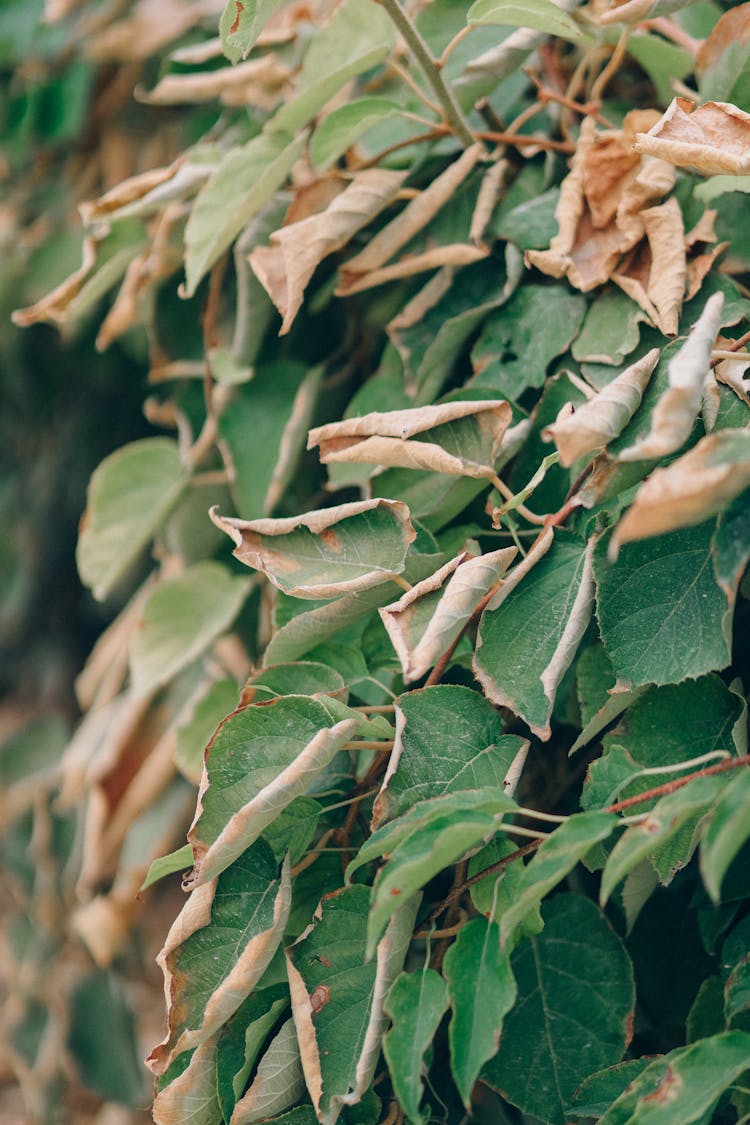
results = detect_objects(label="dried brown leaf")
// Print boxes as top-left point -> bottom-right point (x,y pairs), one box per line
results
338,243 -> 488,295
696,4 -> 750,78
715,354 -> 750,406
543,348 -> 659,466
635,98 -> 750,176
11,234 -> 100,328
619,291 -> 725,461
249,169 -> 406,333
152,1035 -> 220,1125
612,429 -> 750,553
308,400 -> 512,478
612,197 -> 685,334
138,55 -> 290,107
379,547 -> 517,682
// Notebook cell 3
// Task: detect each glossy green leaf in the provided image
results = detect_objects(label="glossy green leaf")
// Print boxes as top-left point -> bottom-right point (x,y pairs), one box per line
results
382,967 -> 449,1125
701,767 -> 750,903
467,0 -> 582,39
184,131 -> 306,297
725,956 -> 750,1028
597,1031 -> 750,1125
219,0 -> 281,63
77,438 -> 185,601
130,562 -> 251,696
311,98 -> 403,169
483,895 -> 635,1125
443,917 -> 516,1108
373,685 -> 528,825
187,695 -> 357,887
475,534 -> 597,739
595,522 -> 732,688
498,811 -> 617,949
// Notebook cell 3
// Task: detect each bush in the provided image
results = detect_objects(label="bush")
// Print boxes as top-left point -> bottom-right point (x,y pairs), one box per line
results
4,0 -> 750,1122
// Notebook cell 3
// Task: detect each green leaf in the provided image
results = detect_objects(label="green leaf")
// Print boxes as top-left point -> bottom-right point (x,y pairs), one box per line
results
483,895 -> 635,1125
261,796 -> 321,864
594,522 -> 732,688
498,811 -> 617,949
212,499 -> 415,599
187,695 -> 358,887
231,1018 -> 305,1123
68,971 -> 145,1105
382,967 -> 449,1125
700,768 -> 750,903
152,1036 -> 221,1125
467,836 -> 542,939
147,841 -> 291,1075
600,776 -> 728,905
597,1031 -> 750,1125
130,563 -> 251,697
712,487 -> 750,603
474,533 -> 597,739
493,186 -> 560,251
267,0 -> 394,137
725,956 -> 750,1029
311,98 -> 403,170
695,175 -> 750,204
373,685 -> 528,825
184,130 -> 306,297
77,438 -> 186,601
467,0 -> 582,40
443,917 -> 516,1108
287,886 -> 418,1125
572,1059 -> 654,1118
219,0 -> 281,63
141,843 -> 194,891
573,289 -> 646,367
507,371 -> 587,513
471,284 -> 586,400
219,362 -> 322,519
215,986 -> 289,1122
176,678 -> 240,783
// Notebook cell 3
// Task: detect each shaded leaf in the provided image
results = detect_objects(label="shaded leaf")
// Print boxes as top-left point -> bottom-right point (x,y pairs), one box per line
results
216,987 -> 289,1124
700,767 -> 750,903
147,842 -> 291,1075
483,895 -> 635,1125
571,1059 -> 654,1118
187,696 -> 357,887
176,678 -> 241,783
635,98 -> 750,176
573,288 -> 647,366
443,917 -> 516,1108
310,99 -> 403,170
382,967 -> 449,1125
77,438 -> 185,601
152,1036 -> 221,1125
211,499 -> 415,599
220,0 -> 281,64
130,562 -> 251,696
373,686 -> 527,826
231,1018 -> 305,1124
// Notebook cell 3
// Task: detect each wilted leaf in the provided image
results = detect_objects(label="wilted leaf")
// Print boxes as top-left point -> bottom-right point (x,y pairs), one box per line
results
77,438 -> 186,601
612,429 -> 750,550
147,842 -> 291,1075
138,55 -> 290,106
230,1018 -> 305,1124
382,968 -> 449,1125
250,169 -> 406,334
595,523 -> 733,687
152,1036 -> 220,1125
543,348 -> 659,467
310,99 -> 404,170
597,1031 -> 750,1124
443,917 -> 516,1108
467,0 -> 581,40
184,131 -> 306,297
475,533 -> 596,739
598,0 -> 711,24
379,548 -> 515,682
612,197 -> 686,335
211,498 -> 415,598
129,562 -> 251,696
635,98 -> 750,176
715,351 -> 750,406
618,291 -> 724,461
483,895 -> 635,1125
220,0 -> 282,63
309,400 -> 511,480
700,768 -> 750,903
373,685 -> 528,826
186,696 -> 357,887
287,886 -> 417,1125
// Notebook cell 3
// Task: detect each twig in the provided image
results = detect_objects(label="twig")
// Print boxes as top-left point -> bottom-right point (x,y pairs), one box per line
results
590,26 -> 630,103
386,57 -> 442,115
375,0 -> 477,147
439,23 -> 474,68
345,740 -> 395,751
357,128 -> 447,169
476,129 -> 575,154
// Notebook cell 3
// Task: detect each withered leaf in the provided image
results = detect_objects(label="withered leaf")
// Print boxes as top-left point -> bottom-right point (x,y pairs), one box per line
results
612,197 -> 685,335
210,498 -> 415,598
152,1035 -> 220,1125
599,0 -> 704,24
338,244 -> 489,296
619,291 -> 725,461
379,548 -> 517,682
543,348 -> 659,466
635,99 -> 750,177
308,400 -> 512,479
612,429 -> 750,552
137,55 -> 291,107
249,168 -> 406,334
715,353 -> 750,406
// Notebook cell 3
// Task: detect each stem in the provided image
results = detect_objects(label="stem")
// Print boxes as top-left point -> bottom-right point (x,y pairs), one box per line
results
606,755 -> 750,815
438,23 -> 473,68
476,129 -> 575,154
375,0 -> 477,147
590,26 -> 629,103
357,128 -> 447,169
712,349 -> 750,362
345,740 -> 395,752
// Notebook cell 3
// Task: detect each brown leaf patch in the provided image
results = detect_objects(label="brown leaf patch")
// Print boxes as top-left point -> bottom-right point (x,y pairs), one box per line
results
635,98 -> 750,176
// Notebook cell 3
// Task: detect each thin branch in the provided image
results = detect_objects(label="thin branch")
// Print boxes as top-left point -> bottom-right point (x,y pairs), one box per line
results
438,23 -> 473,68
375,0 -> 477,147
345,740 -> 395,752
606,754 -> 750,814
476,129 -> 575,154
590,26 -> 630,103
386,57 -> 443,115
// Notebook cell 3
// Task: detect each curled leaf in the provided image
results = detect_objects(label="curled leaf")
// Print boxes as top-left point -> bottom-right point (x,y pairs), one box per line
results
635,98 -> 750,176
611,429 -> 750,553
542,348 -> 659,466
308,400 -> 512,479
619,291 -> 724,461
249,169 -> 406,334
379,548 -> 516,682
210,498 -> 415,598
715,352 -> 750,406
612,197 -> 685,335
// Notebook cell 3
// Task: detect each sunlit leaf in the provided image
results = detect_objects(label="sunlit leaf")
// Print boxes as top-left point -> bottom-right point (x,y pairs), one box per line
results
467,0 -> 582,39
310,99 -> 404,170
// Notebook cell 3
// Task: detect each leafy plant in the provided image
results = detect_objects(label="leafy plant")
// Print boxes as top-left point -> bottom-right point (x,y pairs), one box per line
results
4,0 -> 750,1122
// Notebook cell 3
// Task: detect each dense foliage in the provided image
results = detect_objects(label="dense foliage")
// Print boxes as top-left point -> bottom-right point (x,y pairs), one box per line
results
3,0 -> 750,1122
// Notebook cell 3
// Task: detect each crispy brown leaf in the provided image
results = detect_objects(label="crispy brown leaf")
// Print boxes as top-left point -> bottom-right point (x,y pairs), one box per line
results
612,197 -> 685,334
635,99 -> 750,176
